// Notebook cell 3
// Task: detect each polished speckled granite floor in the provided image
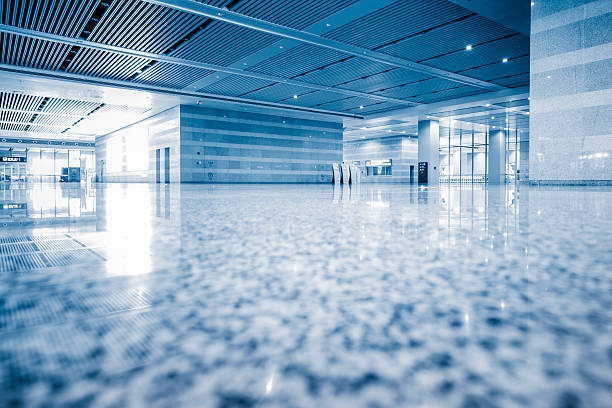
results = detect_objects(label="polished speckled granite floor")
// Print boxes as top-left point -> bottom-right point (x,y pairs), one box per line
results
0,183 -> 611,407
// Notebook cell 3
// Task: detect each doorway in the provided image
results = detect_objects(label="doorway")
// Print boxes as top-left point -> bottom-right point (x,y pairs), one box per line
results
410,165 -> 414,184
164,147 -> 170,184
155,149 -> 161,183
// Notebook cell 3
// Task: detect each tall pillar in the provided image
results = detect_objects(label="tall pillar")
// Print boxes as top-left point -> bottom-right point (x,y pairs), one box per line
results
488,130 -> 506,184
418,119 -> 439,184
530,0 -> 612,184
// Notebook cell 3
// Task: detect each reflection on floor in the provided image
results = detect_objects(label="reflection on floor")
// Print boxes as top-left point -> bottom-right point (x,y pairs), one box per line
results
1,182 -> 611,407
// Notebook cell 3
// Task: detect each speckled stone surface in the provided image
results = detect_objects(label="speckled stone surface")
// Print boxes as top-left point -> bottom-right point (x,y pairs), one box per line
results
0,183 -> 611,407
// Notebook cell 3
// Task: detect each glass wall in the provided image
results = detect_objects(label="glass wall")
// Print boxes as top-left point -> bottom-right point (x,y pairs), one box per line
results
439,124 -> 523,183
24,148 -> 95,182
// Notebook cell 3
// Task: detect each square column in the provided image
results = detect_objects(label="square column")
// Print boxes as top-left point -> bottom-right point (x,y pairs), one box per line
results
417,119 -> 440,184
488,129 -> 506,184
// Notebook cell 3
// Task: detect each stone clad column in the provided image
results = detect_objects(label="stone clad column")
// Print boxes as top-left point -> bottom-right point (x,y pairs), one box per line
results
417,119 -> 440,184
488,129 -> 506,184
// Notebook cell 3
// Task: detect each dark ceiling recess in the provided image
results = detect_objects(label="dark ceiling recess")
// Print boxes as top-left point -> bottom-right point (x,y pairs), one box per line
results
23,97 -> 50,132
58,1 -> 113,72
61,103 -> 106,134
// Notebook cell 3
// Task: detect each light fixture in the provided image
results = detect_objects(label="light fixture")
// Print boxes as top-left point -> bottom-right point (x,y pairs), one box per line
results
531,1 -> 535,6
293,94 -> 298,99
502,58 -> 508,63
279,45 -> 284,49
326,23 -> 331,27
547,75 -> 551,79
485,103 -> 491,107
359,105 -> 364,109
491,116 -> 495,119
466,45 -> 472,51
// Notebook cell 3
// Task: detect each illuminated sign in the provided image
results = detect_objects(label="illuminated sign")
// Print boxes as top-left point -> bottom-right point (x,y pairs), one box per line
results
0,157 -> 26,163
365,159 -> 392,166
0,203 -> 27,210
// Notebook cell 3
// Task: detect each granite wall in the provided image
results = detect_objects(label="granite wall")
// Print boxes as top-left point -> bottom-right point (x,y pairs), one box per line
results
179,105 -> 342,183
530,0 -> 612,184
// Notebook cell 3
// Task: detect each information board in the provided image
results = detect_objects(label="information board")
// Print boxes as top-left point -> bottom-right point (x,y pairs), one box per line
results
418,161 -> 428,184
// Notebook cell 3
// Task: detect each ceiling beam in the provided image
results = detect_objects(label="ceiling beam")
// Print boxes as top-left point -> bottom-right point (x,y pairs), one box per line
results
0,64 -> 364,119
145,0 -> 505,91
181,0 -> 398,92
0,24 -> 417,107
361,86 -> 529,122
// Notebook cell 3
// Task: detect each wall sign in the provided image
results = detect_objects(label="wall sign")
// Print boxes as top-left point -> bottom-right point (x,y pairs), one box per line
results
418,161 -> 428,184
0,156 -> 26,163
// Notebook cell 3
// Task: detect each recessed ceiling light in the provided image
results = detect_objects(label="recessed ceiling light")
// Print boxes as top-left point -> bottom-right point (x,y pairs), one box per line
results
293,94 -> 298,99
466,45 -> 472,51
493,126 -> 496,129
485,103 -> 491,107
546,75 -> 551,79
526,112 -> 530,115
279,45 -> 284,49
326,23 -> 331,27
361,127 -> 367,130
491,116 -> 495,119
387,130 -> 392,133
531,2 -> 535,6
359,105 -> 364,109
502,58 -> 508,63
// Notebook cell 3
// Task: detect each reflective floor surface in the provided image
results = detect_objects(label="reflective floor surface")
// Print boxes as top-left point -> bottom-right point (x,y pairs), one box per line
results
1,182 -> 611,407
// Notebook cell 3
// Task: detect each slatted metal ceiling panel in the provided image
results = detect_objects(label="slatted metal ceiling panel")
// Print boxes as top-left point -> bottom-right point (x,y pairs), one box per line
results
0,33 -> 72,71
86,0 -> 205,53
248,44 -> 348,80
279,91 -> 352,108
41,98 -> 100,116
425,35 -> 530,73
97,104 -> 149,115
376,78 -> 471,100
323,0 -> 471,49
31,115 -> 76,128
0,0 -> 531,120
297,58 -> 397,87
197,75 -> 275,97
412,87 -> 488,104
0,0 -> 98,35
492,73 -> 530,88
65,48 -> 149,80
461,56 -> 530,84
234,0 -> 359,30
381,14 -> 516,62
337,69 -> 431,94
171,21 -> 278,67
132,63 -> 214,88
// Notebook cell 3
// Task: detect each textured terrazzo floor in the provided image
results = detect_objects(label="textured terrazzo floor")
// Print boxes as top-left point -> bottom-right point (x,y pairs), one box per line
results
0,182 -> 611,407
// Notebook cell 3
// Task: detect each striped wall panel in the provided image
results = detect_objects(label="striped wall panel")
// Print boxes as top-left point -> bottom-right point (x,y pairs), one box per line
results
179,105 -> 342,183
344,136 -> 418,183
529,0 -> 612,184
